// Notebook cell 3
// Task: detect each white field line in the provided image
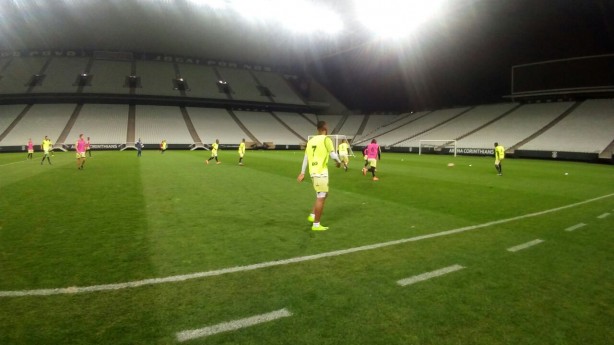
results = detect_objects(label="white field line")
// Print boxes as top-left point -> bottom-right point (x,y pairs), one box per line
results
1,192 -> 613,298
507,239 -> 544,252
397,265 -> 465,287
597,212 -> 610,219
565,223 -> 586,232
0,160 -> 28,167
176,308 -> 292,342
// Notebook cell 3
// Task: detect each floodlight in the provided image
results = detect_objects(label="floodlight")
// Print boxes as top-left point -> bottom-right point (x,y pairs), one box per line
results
355,0 -> 446,38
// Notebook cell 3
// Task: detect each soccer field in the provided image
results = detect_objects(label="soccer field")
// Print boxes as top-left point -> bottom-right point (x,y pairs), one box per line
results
1,150 -> 613,344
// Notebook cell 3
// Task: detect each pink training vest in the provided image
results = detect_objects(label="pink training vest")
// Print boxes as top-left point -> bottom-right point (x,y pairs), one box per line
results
27,141 -> 33,150
77,139 -> 87,153
366,143 -> 379,159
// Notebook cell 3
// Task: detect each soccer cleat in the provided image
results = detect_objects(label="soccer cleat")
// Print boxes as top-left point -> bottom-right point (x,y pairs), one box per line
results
307,214 -> 315,222
311,224 -> 329,231
362,167 -> 366,176
216,161 -> 221,165
372,176 -> 379,181
205,160 -> 209,165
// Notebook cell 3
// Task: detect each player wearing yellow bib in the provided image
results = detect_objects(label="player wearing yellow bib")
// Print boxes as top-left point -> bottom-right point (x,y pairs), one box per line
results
40,136 -> 52,165
160,139 -> 167,154
238,138 -> 246,165
206,139 -> 221,164
297,121 -> 343,231
494,142 -> 505,176
337,139 -> 350,172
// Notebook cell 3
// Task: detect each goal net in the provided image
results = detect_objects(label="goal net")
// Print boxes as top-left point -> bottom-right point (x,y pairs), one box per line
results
306,134 -> 355,157
418,140 -> 457,156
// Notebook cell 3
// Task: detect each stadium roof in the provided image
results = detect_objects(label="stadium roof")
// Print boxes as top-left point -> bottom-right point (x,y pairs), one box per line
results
1,0 -> 612,111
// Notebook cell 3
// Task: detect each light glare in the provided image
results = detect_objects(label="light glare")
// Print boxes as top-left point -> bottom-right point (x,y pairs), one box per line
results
355,0 -> 446,38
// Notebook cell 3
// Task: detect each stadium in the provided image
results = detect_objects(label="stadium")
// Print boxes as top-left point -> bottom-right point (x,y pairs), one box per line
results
1,1 -> 613,344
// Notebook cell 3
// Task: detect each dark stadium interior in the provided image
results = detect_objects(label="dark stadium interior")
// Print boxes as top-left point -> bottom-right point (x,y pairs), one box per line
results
1,0 -> 612,112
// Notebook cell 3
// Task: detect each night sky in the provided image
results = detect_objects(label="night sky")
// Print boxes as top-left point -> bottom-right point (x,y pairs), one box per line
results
309,0 -> 614,112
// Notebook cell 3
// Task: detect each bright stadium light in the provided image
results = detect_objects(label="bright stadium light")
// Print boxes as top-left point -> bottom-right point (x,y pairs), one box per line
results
355,0 -> 447,39
232,0 -> 343,35
186,0 -> 229,10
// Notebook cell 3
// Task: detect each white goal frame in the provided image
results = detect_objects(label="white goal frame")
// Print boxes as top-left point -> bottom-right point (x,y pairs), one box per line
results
419,140 -> 457,157
307,134 -> 355,157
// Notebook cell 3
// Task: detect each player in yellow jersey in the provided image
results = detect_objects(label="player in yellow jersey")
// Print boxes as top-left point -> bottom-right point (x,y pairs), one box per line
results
337,139 -> 350,172
206,139 -> 221,164
160,139 -> 167,154
297,121 -> 344,231
40,136 -> 52,165
494,142 -> 505,176
238,138 -> 246,165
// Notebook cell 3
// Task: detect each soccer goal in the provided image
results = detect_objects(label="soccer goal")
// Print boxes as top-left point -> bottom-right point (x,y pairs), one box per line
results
307,134 -> 355,157
418,139 -> 457,156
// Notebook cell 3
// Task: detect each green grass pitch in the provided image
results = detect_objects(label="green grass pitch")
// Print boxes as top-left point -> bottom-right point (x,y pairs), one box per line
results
1,150 -> 613,344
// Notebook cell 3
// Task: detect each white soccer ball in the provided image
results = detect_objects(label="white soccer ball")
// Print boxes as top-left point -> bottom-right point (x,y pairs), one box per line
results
565,172 -> 568,175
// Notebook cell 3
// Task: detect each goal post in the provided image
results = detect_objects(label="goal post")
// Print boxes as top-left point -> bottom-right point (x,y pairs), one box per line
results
306,134 -> 355,157
419,140 -> 457,156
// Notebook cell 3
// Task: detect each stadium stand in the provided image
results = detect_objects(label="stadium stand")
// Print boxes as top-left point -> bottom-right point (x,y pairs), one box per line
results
252,71 -> 306,105
176,64 -> 229,100
188,107 -> 248,145
317,115 -> 344,135
233,110 -> 303,145
353,114 -> 406,144
272,112 -> 314,140
31,57 -> 90,94
401,103 -> 520,147
386,107 -> 473,147
0,104 -> 27,138
135,60 -> 181,97
0,104 -> 76,146
334,114 -> 365,138
519,99 -> 614,153
301,113 -> 318,125
65,104 -> 129,145
458,102 -> 575,149
0,57 -> 48,94
87,60 -> 132,94
135,105 -> 192,145
216,67 -> 271,103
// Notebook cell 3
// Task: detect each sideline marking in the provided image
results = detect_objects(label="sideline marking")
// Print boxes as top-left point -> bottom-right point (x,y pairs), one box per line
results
0,160 -> 28,167
1,193 -> 613,298
565,223 -> 586,232
176,308 -> 292,342
597,212 -> 610,219
507,239 -> 544,252
397,264 -> 464,286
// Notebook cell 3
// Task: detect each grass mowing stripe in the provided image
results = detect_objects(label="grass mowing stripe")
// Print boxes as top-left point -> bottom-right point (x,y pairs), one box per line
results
597,212 -> 610,219
506,239 -> 544,252
0,192 -> 613,298
565,223 -> 587,232
175,308 -> 292,342
396,264 -> 465,286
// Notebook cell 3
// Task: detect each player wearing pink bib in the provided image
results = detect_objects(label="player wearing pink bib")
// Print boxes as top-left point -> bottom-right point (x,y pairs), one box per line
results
76,134 -> 87,170
27,138 -> 34,160
363,139 -> 381,181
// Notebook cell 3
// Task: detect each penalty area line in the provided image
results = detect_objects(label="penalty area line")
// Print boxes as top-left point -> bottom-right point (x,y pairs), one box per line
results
397,264 -> 465,286
565,223 -> 586,232
1,192 -> 613,298
176,308 -> 292,342
507,239 -> 544,252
